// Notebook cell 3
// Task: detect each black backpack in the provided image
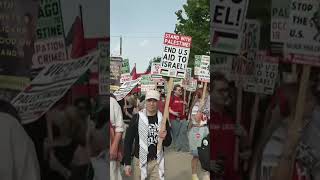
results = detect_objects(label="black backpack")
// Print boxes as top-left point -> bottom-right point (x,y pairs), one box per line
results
197,134 -> 210,171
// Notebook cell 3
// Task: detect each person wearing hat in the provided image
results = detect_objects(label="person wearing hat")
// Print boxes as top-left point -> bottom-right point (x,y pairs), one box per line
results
123,90 -> 172,180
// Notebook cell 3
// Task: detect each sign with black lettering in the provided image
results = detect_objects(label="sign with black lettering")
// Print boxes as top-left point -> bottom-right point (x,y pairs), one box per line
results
244,51 -> 279,95
242,19 -> 261,60
0,0 -> 39,90
195,55 -> 210,82
160,32 -> 192,78
271,0 -> 290,43
186,78 -> 197,92
120,58 -> 131,83
36,0 -> 64,39
285,0 -> 320,61
211,0 -> 249,54
211,53 -> 234,80
113,78 -> 141,101
140,74 -> 156,93
11,50 -> 99,124
32,37 -> 67,68
98,42 -> 109,95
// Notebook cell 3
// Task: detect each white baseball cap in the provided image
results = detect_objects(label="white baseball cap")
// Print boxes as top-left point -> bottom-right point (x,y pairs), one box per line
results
145,90 -> 160,101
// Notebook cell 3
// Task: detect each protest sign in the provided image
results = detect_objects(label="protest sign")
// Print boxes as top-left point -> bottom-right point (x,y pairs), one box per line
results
211,0 -> 249,54
196,55 -> 210,82
211,53 -> 234,80
244,51 -> 279,95
271,0 -> 290,43
186,78 -> 197,92
113,78 -> 141,101
151,62 -> 161,75
36,0 -> 64,40
194,55 -> 202,76
120,58 -> 131,83
140,75 -> 156,93
160,33 -> 192,78
242,19 -> 261,60
0,0 -> 39,90
285,0 -> 320,64
31,0 -> 66,75
32,37 -> 67,68
110,57 -> 122,87
98,42 -> 109,95
11,51 -> 99,124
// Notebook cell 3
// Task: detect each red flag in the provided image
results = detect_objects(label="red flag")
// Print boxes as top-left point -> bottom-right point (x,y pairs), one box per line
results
70,16 -> 85,58
131,63 -> 137,80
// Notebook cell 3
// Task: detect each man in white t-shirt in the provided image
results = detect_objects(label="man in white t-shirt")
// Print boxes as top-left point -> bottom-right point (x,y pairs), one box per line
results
110,96 -> 125,180
0,100 -> 40,180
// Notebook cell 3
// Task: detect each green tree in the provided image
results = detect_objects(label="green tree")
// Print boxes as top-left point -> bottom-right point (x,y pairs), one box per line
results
174,0 -> 210,68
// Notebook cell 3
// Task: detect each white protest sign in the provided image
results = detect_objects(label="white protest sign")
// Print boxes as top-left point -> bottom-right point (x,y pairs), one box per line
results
196,55 -> 210,82
32,37 -> 67,68
242,19 -> 261,59
186,78 -> 197,92
140,75 -> 156,93
211,0 -> 249,54
11,51 -> 99,124
151,62 -> 161,75
271,0 -> 290,43
160,33 -> 192,78
244,51 -> 279,95
120,73 -> 131,84
285,0 -> 320,63
98,41 -> 109,95
113,78 -> 141,101
211,53 -> 234,80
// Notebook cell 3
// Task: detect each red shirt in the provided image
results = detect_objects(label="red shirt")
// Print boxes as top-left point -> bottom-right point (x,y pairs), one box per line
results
169,95 -> 185,120
209,111 -> 241,180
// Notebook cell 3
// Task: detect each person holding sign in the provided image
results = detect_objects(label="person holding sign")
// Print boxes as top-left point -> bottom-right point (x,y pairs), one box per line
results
123,90 -> 172,180
208,72 -> 248,180
188,88 -> 210,180
169,84 -> 188,151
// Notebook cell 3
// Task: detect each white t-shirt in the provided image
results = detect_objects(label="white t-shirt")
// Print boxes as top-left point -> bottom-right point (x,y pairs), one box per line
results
191,101 -> 207,126
0,112 -> 40,180
110,97 -> 125,133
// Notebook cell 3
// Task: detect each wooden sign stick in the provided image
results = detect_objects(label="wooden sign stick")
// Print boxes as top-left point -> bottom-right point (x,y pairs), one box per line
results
183,89 -> 186,115
272,65 -> 311,180
157,78 -> 174,151
243,94 -> 260,171
234,84 -> 243,171
188,91 -> 192,111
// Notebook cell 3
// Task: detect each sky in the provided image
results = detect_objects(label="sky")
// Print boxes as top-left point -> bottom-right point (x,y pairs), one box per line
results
61,0 -> 109,38
111,0 -> 187,72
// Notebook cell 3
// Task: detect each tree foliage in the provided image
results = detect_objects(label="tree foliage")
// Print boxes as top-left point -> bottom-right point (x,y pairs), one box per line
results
174,0 -> 210,68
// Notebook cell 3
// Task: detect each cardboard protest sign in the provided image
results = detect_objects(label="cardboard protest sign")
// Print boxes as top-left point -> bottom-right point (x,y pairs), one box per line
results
211,53 -> 234,80
11,51 -> 99,124
211,0 -> 249,54
271,0 -> 290,43
151,62 -> 161,76
110,57 -> 122,87
140,75 -> 156,93
242,19 -> 261,60
182,68 -> 192,87
98,42 -> 109,95
196,55 -> 210,82
194,55 -> 202,76
31,0 -> 67,77
120,58 -> 131,83
186,78 -> 197,92
160,33 -> 192,78
113,78 -> 141,101
0,0 -> 39,90
244,51 -> 279,95
285,0 -> 320,65
32,37 -> 67,68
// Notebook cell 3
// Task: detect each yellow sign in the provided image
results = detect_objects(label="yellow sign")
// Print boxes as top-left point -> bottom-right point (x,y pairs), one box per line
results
0,75 -> 30,90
